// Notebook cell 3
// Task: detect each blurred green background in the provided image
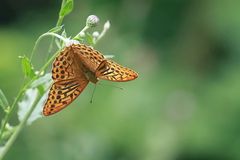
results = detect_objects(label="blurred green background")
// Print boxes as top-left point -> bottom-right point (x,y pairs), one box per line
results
1,0 -> 240,160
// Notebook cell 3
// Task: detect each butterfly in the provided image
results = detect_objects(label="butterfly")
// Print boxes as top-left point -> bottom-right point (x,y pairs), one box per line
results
43,43 -> 138,116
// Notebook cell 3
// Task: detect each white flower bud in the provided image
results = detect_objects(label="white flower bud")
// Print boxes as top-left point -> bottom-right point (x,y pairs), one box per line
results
92,31 -> 100,38
86,15 -> 99,27
79,31 -> 85,37
104,21 -> 110,30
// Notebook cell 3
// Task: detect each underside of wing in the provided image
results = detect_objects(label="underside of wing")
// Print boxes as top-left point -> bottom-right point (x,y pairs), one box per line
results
72,44 -> 105,72
43,45 -> 89,116
43,78 -> 88,116
95,60 -> 138,82
51,46 -> 76,81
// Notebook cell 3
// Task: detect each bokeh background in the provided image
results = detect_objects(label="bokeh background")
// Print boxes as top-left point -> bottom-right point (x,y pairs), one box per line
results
1,0 -> 240,160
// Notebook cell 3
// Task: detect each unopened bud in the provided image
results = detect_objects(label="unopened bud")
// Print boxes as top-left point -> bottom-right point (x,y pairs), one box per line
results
104,21 -> 110,30
92,31 -> 100,38
86,15 -> 99,27
79,31 -> 85,37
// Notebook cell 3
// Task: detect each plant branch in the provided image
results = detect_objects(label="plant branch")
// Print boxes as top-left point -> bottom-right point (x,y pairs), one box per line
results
47,0 -> 66,53
30,32 -> 67,60
0,48 -> 60,142
0,92 -> 42,160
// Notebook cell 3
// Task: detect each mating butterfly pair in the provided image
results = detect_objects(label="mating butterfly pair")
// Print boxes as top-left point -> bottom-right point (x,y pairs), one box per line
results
43,44 -> 138,116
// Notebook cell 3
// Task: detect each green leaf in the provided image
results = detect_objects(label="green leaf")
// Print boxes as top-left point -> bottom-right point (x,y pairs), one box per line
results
55,38 -> 62,49
18,74 -> 52,125
31,73 -> 52,96
19,56 -> 35,78
59,0 -> 74,17
1,123 -> 15,141
73,35 -> 84,43
0,89 -> 9,111
55,29 -> 68,48
61,29 -> 67,38
48,25 -> 63,33
18,88 -> 39,125
37,85 -> 45,96
85,32 -> 94,45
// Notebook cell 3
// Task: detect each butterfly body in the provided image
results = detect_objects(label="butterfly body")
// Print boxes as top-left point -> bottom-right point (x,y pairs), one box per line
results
43,44 -> 138,116
80,62 -> 99,84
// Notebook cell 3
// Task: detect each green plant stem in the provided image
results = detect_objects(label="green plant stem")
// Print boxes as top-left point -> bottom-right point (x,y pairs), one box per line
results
30,32 -> 67,61
0,84 -> 27,140
47,0 -> 66,54
56,16 -> 64,27
94,29 -> 107,45
1,24 -> 91,139
0,92 -> 42,160
0,48 -> 60,142
47,16 -> 64,53
73,25 -> 90,40
0,32 -> 64,140
56,0 -> 66,27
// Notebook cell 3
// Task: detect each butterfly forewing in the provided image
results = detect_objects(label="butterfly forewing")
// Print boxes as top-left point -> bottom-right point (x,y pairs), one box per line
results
95,60 -> 138,82
73,44 -> 105,73
43,46 -> 89,116
71,44 -> 138,82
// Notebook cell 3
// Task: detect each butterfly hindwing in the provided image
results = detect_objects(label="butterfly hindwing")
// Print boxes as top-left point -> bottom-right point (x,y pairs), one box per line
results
95,60 -> 138,82
43,78 -> 88,116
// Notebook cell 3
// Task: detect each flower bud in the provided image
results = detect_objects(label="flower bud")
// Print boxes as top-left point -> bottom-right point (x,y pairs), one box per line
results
92,31 -> 100,38
79,31 -> 85,37
86,15 -> 99,27
104,21 -> 110,30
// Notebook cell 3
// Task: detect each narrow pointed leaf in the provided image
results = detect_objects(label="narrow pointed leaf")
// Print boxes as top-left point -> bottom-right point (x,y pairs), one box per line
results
19,56 -> 35,78
48,25 -> 63,33
0,89 -> 9,111
85,32 -> 94,45
59,0 -> 73,17
18,73 -> 52,125
61,29 -> 67,38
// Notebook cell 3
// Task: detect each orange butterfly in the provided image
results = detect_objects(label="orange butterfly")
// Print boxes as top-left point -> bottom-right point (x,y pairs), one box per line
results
43,44 -> 138,116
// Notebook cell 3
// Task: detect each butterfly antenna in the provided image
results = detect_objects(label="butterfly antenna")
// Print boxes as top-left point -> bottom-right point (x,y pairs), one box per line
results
98,82 -> 124,90
90,84 -> 97,103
